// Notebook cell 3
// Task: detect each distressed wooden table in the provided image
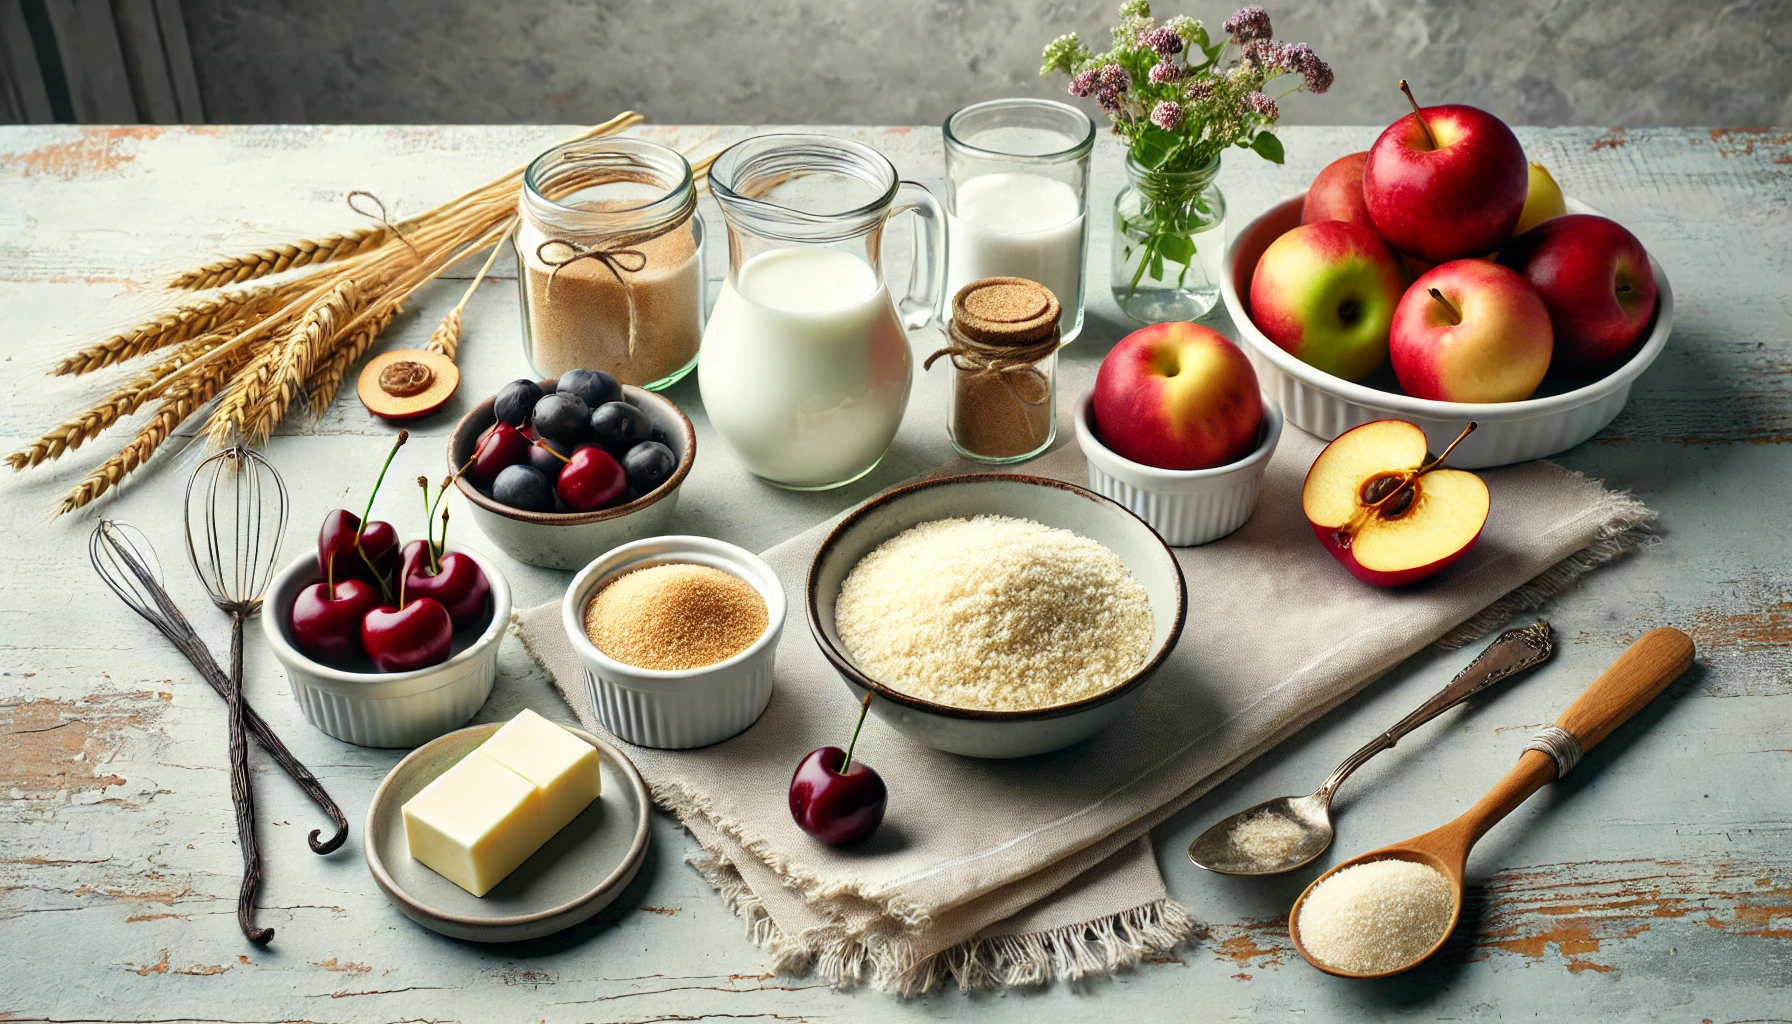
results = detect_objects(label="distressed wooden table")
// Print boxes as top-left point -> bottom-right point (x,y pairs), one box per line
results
2,123 -> 1788,1023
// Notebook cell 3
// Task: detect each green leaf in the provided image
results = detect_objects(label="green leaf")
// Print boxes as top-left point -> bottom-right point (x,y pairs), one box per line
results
1157,232 -> 1194,265
1251,131 -> 1285,164
1131,126 -> 1181,169
1149,250 -> 1165,280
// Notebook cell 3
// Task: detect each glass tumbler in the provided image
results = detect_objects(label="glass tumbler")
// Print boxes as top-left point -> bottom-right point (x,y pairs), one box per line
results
942,98 -> 1095,343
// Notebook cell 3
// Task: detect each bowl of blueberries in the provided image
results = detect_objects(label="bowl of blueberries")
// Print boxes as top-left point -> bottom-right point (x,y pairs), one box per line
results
449,368 -> 695,570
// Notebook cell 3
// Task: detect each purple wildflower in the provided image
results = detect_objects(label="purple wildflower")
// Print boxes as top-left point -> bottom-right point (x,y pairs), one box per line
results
1148,60 -> 1184,85
1141,27 -> 1185,56
1242,39 -> 1279,70
1282,42 -> 1333,94
1223,5 -> 1272,43
1185,78 -> 1215,103
1096,87 -> 1125,114
1246,91 -> 1279,118
1097,62 -> 1132,91
1069,68 -> 1100,97
1151,100 -> 1185,130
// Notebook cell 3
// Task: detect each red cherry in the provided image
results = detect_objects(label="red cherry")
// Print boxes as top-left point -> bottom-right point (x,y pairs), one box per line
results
400,540 -> 491,632
290,578 -> 379,663
318,509 -> 399,584
360,597 -> 453,673
470,422 -> 531,488
788,695 -> 886,845
555,445 -> 627,512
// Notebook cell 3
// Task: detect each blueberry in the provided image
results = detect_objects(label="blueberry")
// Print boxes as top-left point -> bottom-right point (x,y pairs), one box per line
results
623,440 -> 677,493
556,368 -> 622,410
492,464 -> 555,513
493,379 -> 543,427
590,401 -> 652,454
532,393 -> 591,444
527,436 -> 572,477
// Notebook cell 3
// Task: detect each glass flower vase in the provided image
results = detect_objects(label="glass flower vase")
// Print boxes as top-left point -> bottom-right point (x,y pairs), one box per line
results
1110,152 -> 1226,323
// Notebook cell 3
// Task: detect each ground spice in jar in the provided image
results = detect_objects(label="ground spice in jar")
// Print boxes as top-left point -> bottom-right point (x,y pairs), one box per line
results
926,277 -> 1061,463
584,563 -> 767,671
519,201 -> 702,386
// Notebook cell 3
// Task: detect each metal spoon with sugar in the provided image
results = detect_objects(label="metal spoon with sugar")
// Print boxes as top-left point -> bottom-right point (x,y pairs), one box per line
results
1288,627 -> 1696,978
1188,621 -> 1554,876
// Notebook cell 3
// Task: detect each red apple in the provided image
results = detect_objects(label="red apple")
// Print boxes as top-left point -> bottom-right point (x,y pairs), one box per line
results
1364,104 -> 1528,264
1302,152 -> 1375,229
1497,214 -> 1657,373
1301,420 -> 1489,587
1390,260 -> 1553,403
1249,221 -> 1407,382
1091,323 -> 1263,471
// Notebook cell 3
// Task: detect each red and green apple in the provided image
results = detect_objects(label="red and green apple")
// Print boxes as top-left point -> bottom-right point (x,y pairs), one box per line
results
1249,220 -> 1407,382
1364,101 -> 1528,264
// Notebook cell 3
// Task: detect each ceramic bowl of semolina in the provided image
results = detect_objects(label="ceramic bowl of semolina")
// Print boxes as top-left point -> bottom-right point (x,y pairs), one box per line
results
806,473 -> 1187,758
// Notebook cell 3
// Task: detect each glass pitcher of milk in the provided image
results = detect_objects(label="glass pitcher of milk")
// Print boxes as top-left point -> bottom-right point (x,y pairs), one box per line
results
699,134 -> 944,490
943,99 -> 1095,342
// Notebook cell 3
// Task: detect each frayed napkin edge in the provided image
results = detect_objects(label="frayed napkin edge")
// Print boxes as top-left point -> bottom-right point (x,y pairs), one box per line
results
688,839 -> 1195,997
1437,470 -> 1656,649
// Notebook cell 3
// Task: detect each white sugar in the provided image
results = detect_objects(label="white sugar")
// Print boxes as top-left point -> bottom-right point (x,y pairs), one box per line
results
1298,859 -> 1455,975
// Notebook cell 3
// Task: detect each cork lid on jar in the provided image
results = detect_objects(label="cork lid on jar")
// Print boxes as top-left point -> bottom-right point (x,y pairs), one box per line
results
950,277 -> 1061,346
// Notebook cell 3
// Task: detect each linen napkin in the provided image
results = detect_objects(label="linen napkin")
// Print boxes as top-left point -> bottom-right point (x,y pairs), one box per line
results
515,431 -> 1652,995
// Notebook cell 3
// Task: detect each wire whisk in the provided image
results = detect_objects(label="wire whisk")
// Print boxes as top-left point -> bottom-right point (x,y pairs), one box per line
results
91,519 -> 348,848
184,446 -> 290,945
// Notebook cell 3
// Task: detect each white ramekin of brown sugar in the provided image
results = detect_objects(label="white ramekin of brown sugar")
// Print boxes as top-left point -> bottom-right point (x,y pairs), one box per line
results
562,536 -> 785,749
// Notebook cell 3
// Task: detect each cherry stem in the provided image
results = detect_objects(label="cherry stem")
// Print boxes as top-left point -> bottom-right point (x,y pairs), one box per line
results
418,476 -> 434,558
353,430 -> 407,595
438,508 -> 451,568
1428,287 -> 1462,326
532,438 -> 572,465
1399,79 -> 1437,150
840,693 -> 874,774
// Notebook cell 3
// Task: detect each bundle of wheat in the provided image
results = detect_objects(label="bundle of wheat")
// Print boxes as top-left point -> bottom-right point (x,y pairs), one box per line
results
8,112 -> 710,517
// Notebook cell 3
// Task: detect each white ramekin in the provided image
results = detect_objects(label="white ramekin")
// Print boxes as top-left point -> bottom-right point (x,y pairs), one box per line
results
562,536 -> 785,750
1074,388 -> 1283,547
261,549 -> 511,748
1220,193 -> 1673,468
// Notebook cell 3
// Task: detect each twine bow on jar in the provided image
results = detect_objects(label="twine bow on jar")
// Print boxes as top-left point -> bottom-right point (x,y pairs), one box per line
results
535,238 -> 650,357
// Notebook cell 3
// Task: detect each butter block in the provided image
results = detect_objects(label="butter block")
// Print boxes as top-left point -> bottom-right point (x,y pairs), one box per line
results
402,750 -> 541,897
479,709 -> 603,832
400,710 -> 605,898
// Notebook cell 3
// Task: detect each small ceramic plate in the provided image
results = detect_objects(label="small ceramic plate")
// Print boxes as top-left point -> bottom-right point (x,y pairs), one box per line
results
364,721 -> 651,942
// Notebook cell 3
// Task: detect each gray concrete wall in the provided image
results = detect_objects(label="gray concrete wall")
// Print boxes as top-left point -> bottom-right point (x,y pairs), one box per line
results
184,0 -> 1791,126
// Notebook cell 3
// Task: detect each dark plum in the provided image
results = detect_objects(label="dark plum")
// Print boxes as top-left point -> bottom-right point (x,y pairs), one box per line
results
623,440 -> 677,493
528,436 -> 573,477
493,379 -> 543,427
556,368 -> 622,410
532,393 -> 591,444
590,400 -> 651,453
492,464 -> 556,513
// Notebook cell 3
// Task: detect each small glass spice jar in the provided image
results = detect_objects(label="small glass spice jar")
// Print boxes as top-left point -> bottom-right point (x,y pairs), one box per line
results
927,277 -> 1061,463
516,137 -> 705,389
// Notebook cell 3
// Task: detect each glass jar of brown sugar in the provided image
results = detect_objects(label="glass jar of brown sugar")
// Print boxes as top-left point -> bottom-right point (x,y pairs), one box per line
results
516,137 -> 705,390
926,276 -> 1061,463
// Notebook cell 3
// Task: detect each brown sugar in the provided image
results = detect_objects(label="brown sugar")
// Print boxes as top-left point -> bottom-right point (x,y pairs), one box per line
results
584,563 -> 768,671
519,198 -> 702,387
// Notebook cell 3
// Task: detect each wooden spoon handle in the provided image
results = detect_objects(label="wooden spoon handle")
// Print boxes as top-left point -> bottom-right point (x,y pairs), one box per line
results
1554,627 -> 1694,753
1422,628 -> 1696,857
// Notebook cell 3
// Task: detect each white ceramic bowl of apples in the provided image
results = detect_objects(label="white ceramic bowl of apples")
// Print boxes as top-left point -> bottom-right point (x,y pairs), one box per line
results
1221,104 -> 1673,469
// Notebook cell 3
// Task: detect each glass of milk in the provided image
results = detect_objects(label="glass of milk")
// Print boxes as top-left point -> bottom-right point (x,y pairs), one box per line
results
699,134 -> 945,490
943,99 -> 1095,343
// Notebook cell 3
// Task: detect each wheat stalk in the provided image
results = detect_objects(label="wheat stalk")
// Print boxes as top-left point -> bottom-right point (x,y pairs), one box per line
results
168,227 -> 388,291
425,220 -> 514,361
53,283 -> 294,377
303,305 -> 400,418
56,346 -> 255,515
10,335 -> 228,470
209,279 -> 366,448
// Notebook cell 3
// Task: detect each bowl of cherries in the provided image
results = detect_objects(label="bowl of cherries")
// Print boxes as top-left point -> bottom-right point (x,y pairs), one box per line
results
448,369 -> 695,570
262,432 -> 512,749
